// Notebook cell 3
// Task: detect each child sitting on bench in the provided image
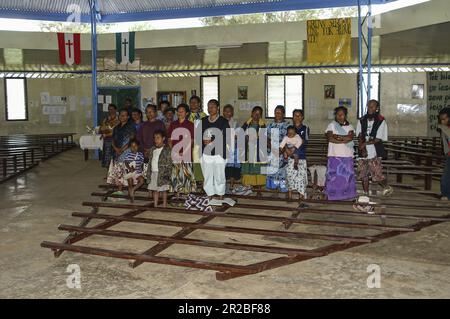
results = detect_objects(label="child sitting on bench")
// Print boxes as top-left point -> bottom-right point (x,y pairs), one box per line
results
122,139 -> 145,202
280,125 -> 302,168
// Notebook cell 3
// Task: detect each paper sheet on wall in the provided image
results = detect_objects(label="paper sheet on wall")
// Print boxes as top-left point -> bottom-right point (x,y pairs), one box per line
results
98,95 -> 104,104
80,97 -> 90,106
49,114 -> 62,124
102,103 -> 109,112
69,96 -> 77,111
328,110 -> 335,120
86,110 -> 91,119
40,92 -> 50,105
51,96 -> 67,105
239,101 -> 262,111
105,95 -> 112,104
42,105 -> 67,115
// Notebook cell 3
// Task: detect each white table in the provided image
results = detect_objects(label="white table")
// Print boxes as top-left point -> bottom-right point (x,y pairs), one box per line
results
79,134 -> 103,160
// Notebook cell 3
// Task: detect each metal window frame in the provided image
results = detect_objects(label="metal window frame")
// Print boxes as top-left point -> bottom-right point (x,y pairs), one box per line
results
265,73 -> 305,119
200,75 -> 220,113
357,71 -> 381,119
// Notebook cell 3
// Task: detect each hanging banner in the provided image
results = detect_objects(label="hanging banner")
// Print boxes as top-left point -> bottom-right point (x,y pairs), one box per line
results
427,72 -> 450,137
116,32 -> 135,64
57,33 -> 81,66
307,18 -> 351,64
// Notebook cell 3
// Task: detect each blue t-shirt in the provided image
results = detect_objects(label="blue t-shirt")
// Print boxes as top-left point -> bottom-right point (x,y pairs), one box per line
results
122,149 -> 145,174
294,124 -> 309,160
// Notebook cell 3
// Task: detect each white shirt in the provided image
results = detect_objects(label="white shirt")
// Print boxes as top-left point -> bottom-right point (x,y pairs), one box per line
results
356,119 -> 388,159
280,134 -> 302,149
151,147 -> 163,172
325,122 -> 355,158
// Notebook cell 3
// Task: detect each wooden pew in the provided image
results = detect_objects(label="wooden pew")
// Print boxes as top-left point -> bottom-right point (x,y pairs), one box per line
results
0,133 -> 76,182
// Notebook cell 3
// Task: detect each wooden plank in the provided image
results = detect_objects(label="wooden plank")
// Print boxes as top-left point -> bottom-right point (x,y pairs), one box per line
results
58,224 -> 323,256
71,211 -> 376,243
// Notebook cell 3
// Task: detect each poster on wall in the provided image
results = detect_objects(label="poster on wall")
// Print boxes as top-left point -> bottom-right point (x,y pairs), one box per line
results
339,98 -> 352,108
40,92 -> 50,105
238,86 -> 248,100
324,85 -> 335,99
427,72 -> 450,137
239,101 -> 262,111
307,18 -> 351,64
412,84 -> 424,99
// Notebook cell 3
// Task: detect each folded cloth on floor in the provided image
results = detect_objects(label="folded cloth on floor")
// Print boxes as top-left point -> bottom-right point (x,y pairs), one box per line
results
184,194 -> 214,212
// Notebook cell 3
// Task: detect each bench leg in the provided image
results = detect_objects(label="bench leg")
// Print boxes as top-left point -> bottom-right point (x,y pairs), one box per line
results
2,158 -> 6,178
84,149 -> 89,161
425,175 -> 432,191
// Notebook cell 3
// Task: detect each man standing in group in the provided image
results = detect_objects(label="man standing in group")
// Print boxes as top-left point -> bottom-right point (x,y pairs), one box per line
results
123,97 -> 134,114
137,104 -> 166,158
356,99 -> 393,196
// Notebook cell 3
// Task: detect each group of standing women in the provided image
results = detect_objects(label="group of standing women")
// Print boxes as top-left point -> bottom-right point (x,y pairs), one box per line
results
100,95 -> 391,204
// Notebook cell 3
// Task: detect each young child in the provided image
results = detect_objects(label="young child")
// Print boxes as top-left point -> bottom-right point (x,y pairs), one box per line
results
122,139 -> 145,202
279,125 -> 303,168
146,130 -> 172,208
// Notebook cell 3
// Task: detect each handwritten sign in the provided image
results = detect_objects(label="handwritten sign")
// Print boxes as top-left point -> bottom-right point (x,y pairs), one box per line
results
427,72 -> 450,136
307,18 -> 351,64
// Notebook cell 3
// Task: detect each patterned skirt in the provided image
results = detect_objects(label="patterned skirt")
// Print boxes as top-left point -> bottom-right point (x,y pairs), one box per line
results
286,158 -> 308,196
325,156 -> 357,201
106,160 -> 125,186
170,161 -> 197,194
241,163 -> 266,186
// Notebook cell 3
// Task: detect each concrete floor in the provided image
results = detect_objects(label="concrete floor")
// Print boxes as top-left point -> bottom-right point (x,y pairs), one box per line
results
1,149 -> 449,299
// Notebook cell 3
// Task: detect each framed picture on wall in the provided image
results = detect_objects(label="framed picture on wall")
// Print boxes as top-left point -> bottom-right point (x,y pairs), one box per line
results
324,85 -> 335,99
412,84 -> 424,99
238,86 -> 248,100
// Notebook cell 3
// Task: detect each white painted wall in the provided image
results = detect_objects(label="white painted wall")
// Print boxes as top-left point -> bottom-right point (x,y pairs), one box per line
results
1,72 -> 426,138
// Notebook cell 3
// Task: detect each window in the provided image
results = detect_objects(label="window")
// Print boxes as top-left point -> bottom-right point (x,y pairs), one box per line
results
357,72 -> 380,118
5,78 -> 28,121
200,75 -> 219,115
266,74 -> 304,118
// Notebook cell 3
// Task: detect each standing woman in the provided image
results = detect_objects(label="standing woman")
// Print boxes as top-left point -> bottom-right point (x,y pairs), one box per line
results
168,103 -> 197,197
222,104 -> 241,191
324,106 -> 357,201
188,95 -> 207,183
106,109 -> 137,193
286,109 -> 310,200
266,105 -> 289,193
99,104 -> 119,168
241,106 -> 267,194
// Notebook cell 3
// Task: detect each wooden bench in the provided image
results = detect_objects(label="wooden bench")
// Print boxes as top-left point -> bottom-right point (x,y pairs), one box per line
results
0,133 -> 76,182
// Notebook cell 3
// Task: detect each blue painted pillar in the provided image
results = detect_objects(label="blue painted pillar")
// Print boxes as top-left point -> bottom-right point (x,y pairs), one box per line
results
90,0 -> 99,159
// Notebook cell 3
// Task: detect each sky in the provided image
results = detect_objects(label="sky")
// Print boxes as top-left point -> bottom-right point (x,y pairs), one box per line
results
0,0 -> 430,33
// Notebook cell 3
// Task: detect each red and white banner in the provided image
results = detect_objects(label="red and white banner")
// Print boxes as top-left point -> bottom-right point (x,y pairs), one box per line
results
57,33 -> 81,66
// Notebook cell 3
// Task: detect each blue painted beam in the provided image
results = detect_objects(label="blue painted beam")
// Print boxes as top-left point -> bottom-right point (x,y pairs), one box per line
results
0,0 -> 396,23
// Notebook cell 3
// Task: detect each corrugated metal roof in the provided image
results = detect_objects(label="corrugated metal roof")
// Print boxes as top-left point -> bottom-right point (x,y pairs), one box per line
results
0,0 -> 397,22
